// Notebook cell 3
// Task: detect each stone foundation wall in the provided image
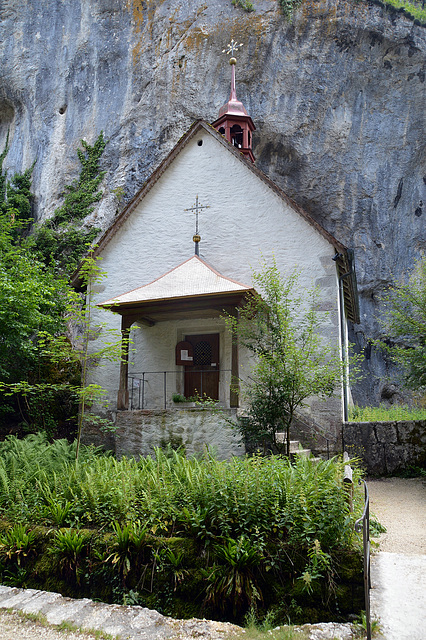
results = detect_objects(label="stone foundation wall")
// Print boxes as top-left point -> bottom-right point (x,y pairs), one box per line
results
114,408 -> 244,460
343,420 -> 426,475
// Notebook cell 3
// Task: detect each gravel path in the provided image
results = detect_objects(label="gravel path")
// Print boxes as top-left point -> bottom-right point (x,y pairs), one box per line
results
368,477 -> 425,554
0,609 -> 104,640
368,477 -> 426,640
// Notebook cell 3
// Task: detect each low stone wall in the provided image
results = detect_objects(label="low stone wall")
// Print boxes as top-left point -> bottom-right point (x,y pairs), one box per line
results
343,420 -> 426,475
115,408 -> 244,460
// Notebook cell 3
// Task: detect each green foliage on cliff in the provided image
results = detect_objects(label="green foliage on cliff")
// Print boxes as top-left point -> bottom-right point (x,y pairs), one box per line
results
364,0 -> 426,24
0,139 -> 68,390
232,0 -> 255,12
0,131 -> 35,242
0,133 -> 107,438
278,0 -> 303,18
28,132 -> 106,275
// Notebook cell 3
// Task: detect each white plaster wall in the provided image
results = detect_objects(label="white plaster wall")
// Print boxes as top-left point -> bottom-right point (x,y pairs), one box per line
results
88,129 -> 342,433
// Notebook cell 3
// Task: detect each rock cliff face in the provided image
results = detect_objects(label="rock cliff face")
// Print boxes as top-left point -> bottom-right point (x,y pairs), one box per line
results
0,0 -> 425,404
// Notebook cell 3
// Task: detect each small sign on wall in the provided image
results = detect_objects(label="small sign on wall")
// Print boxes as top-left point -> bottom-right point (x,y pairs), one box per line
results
176,341 -> 194,366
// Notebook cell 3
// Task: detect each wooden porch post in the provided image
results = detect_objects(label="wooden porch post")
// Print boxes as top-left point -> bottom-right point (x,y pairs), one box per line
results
117,315 -> 132,410
230,309 -> 239,408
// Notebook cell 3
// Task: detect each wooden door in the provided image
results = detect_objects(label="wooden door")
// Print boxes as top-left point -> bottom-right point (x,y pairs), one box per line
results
184,334 -> 219,400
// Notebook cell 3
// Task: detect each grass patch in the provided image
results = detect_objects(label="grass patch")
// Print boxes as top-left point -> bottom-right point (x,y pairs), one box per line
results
348,404 -> 426,422
57,620 -> 117,639
375,0 -> 426,23
6,609 -> 49,626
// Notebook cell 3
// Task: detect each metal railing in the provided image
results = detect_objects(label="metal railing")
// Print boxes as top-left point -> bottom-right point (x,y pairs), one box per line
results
355,479 -> 371,640
127,369 -> 233,410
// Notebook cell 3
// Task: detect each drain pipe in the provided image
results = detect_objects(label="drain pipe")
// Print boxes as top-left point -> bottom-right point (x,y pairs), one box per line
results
333,252 -> 354,423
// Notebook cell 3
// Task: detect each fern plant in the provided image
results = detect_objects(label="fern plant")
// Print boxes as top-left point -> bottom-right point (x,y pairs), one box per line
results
105,520 -> 149,585
205,536 -> 263,617
0,524 -> 37,566
49,528 -> 88,584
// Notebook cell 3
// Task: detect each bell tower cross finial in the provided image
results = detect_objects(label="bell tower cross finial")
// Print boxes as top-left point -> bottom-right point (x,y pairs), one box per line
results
212,39 -> 256,163
222,39 -> 243,102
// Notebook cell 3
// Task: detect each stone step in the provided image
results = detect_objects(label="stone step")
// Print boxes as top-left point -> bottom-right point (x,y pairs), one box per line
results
276,435 -> 311,453
293,448 -> 313,457
0,585 -> 361,638
275,434 -> 300,449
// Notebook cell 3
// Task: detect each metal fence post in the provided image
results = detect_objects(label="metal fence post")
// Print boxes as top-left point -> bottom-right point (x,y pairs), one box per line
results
355,480 -> 371,640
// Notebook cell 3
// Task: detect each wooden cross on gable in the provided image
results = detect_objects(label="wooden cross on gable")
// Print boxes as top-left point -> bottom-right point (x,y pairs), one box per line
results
184,195 -> 210,255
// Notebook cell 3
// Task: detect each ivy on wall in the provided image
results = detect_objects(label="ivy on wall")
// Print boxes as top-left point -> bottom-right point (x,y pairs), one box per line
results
28,132 -> 107,276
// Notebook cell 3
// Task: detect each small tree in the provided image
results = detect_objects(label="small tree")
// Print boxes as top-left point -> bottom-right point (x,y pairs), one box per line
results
225,261 -> 355,456
379,257 -> 426,394
0,133 -> 113,442
68,252 -> 133,459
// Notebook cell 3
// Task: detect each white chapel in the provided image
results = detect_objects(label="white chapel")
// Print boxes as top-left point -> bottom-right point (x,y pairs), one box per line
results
81,48 -> 359,459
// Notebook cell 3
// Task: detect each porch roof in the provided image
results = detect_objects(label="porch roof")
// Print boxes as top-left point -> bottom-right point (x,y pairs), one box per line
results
98,256 -> 255,323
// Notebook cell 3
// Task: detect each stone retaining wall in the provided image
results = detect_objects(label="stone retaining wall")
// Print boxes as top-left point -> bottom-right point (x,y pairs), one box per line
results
114,408 -> 244,460
343,420 -> 426,475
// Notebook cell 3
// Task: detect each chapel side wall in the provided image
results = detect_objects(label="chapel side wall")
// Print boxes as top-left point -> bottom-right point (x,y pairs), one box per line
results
86,132 -> 344,448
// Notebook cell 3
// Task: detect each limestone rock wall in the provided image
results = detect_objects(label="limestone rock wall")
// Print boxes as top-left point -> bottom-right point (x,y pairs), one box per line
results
1,0 -> 425,404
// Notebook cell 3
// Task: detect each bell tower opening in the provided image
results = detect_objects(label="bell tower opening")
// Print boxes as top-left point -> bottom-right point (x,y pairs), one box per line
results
230,124 -> 243,148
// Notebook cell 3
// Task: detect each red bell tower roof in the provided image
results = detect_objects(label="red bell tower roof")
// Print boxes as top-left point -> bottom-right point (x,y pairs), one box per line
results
212,40 -> 255,163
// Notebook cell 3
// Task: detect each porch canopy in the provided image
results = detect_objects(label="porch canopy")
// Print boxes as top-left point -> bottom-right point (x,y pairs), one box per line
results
98,256 -> 255,409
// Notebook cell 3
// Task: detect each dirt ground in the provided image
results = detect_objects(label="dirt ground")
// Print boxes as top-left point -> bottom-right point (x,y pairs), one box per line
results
368,477 -> 426,554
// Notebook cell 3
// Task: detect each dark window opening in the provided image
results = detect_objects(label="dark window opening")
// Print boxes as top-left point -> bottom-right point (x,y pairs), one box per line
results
230,124 -> 243,149
219,127 -> 225,135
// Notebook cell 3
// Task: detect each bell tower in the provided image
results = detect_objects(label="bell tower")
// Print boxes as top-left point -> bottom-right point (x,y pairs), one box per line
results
212,40 -> 255,163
